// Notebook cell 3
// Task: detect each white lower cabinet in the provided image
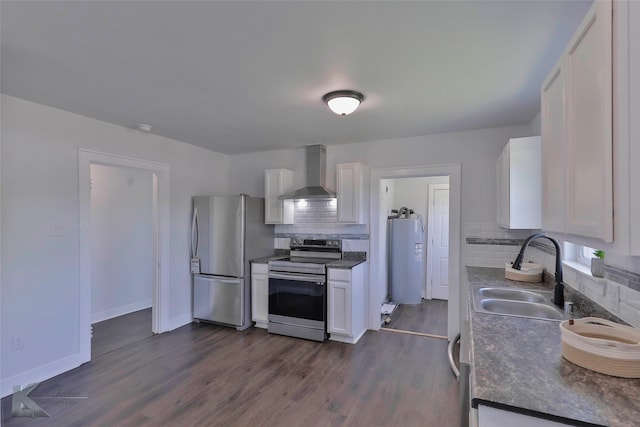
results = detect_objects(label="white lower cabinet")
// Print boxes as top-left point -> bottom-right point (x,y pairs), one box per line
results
478,405 -> 569,427
328,263 -> 366,344
630,0 -> 640,255
251,263 -> 269,328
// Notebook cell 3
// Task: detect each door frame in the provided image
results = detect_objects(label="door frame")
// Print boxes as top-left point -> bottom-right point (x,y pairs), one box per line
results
426,183 -> 450,300
370,164 -> 461,340
78,149 -> 171,363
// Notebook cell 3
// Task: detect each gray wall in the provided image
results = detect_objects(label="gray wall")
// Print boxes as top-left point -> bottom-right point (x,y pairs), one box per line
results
1,94 -> 230,396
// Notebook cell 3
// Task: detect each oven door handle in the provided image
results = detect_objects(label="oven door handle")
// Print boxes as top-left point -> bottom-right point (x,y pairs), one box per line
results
269,272 -> 326,284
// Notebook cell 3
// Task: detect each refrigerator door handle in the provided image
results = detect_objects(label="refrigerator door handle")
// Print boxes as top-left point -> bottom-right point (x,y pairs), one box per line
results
191,207 -> 199,258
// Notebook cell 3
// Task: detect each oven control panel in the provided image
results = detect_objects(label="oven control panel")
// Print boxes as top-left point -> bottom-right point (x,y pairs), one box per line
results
290,238 -> 342,250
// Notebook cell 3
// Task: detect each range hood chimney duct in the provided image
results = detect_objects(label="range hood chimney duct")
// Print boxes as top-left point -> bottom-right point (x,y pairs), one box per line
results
278,145 -> 336,200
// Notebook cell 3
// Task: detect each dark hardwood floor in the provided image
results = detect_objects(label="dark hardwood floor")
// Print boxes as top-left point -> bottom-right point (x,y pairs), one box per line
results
383,299 -> 448,337
91,308 -> 153,359
2,321 -> 460,426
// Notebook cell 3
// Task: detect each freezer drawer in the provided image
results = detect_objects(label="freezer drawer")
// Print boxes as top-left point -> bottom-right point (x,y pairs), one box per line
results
193,275 -> 244,327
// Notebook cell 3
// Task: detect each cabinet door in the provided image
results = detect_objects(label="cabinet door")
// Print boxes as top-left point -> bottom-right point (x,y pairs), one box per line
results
478,405 -> 568,427
564,0 -> 613,241
251,264 -> 269,327
496,145 -> 509,228
337,162 -> 364,224
629,0 -> 640,255
349,263 -> 366,340
265,169 -> 293,224
328,270 -> 352,336
508,137 -> 541,229
541,58 -> 566,233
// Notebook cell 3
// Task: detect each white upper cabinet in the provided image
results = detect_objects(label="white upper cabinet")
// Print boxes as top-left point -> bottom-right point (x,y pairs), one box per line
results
337,162 -> 366,224
540,0 -> 613,242
496,136 -> 541,229
264,169 -> 294,224
541,58 -> 566,233
564,0 -> 613,241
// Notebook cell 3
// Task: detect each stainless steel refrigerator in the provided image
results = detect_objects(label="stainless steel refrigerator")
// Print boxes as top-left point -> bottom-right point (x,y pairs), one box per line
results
190,195 -> 273,330
388,217 -> 425,305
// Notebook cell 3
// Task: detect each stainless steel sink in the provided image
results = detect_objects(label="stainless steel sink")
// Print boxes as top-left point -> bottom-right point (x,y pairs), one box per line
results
472,287 -> 565,320
477,287 -> 547,303
478,298 -> 564,320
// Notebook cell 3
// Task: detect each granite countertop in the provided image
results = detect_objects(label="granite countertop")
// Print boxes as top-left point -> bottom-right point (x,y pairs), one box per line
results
468,267 -> 640,427
250,254 -> 286,263
327,259 -> 366,269
251,254 -> 366,269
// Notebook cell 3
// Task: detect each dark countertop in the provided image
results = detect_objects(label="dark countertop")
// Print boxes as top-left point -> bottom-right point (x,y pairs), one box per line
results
468,267 -> 640,427
250,255 -> 286,264
250,255 -> 366,269
327,259 -> 366,269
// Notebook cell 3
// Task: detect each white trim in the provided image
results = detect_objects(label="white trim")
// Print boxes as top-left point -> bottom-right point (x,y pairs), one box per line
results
168,313 -> 194,332
563,260 -> 594,277
91,299 -> 153,324
79,149 -> 171,365
370,164 -> 461,340
1,354 -> 82,398
329,329 -> 367,345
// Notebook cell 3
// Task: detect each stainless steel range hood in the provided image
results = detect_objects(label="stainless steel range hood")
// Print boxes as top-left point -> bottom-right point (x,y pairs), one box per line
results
278,145 -> 336,200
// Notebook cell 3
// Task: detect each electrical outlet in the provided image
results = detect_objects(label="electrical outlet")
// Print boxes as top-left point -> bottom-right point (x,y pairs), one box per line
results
11,334 -> 23,351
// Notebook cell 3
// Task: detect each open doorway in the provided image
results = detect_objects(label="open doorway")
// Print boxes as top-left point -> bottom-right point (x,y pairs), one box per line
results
369,164 -> 461,342
89,164 -> 154,358
378,177 -> 450,338
78,149 -> 171,364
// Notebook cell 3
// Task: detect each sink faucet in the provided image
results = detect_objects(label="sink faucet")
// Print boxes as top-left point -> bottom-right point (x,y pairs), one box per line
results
511,232 -> 564,308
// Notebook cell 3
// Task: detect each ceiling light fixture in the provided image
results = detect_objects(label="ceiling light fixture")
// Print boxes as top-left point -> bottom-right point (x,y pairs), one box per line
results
322,90 -> 365,116
137,123 -> 152,132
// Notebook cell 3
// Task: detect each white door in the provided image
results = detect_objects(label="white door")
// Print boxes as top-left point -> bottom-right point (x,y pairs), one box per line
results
428,184 -> 449,300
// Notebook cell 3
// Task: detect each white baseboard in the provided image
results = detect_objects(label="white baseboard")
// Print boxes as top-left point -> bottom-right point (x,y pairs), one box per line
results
91,299 -> 152,324
329,328 -> 367,345
167,313 -> 193,332
1,353 -> 82,399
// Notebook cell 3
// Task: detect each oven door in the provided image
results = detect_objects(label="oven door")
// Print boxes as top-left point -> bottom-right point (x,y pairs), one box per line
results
268,272 -> 326,322
268,271 -> 327,343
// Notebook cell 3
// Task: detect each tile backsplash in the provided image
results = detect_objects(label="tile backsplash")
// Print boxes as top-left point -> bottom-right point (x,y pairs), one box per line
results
274,222 -> 369,259
463,222 -> 640,328
463,224 -> 535,268
293,199 -> 337,223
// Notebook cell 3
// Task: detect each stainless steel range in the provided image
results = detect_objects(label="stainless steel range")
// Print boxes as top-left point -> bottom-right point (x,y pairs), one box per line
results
268,238 -> 342,342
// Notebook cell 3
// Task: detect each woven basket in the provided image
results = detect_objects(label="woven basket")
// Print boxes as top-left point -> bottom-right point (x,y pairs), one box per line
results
560,317 -> 640,378
504,262 -> 543,283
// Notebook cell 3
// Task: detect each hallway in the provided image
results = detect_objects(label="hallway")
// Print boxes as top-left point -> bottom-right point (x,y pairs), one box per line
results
91,308 -> 153,359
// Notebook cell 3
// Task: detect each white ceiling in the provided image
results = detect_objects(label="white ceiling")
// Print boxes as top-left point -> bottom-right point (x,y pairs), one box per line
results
1,1 -> 592,155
